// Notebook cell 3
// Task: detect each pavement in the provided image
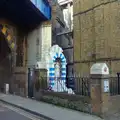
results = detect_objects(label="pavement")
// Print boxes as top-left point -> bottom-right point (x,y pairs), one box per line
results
104,111 -> 120,120
0,104 -> 32,120
0,93 -> 103,120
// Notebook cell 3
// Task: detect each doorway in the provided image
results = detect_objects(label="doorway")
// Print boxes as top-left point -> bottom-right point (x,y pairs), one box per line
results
28,68 -> 34,98
0,32 -> 12,92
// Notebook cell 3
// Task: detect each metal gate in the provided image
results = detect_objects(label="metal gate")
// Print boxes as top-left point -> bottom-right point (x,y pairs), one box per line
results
110,73 -> 120,96
28,68 -> 34,98
74,77 -> 90,97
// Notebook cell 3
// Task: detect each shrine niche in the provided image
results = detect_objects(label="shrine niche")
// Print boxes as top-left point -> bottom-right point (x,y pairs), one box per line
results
46,45 -> 74,94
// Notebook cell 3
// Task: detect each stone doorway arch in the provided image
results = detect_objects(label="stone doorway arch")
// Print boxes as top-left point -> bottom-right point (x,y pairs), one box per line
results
0,24 -> 16,92
46,45 -> 74,94
0,32 -> 12,92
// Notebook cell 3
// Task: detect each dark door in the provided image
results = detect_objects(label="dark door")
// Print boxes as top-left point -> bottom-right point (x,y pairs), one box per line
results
28,68 -> 34,98
66,65 -> 75,90
0,33 -> 11,92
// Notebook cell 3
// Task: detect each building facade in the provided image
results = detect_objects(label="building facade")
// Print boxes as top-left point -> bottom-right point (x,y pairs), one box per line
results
58,0 -> 73,31
0,0 -> 51,96
73,0 -> 120,77
51,0 -> 74,89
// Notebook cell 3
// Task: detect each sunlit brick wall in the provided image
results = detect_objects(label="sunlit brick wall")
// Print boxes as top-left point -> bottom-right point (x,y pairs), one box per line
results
73,0 -> 120,76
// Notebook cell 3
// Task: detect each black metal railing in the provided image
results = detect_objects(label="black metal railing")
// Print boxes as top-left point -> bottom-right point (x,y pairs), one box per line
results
74,77 -> 90,97
35,76 -> 91,97
110,77 -> 120,96
33,75 -> 120,97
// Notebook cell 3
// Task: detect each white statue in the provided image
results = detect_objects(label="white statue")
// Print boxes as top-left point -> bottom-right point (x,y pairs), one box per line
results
55,62 -> 61,78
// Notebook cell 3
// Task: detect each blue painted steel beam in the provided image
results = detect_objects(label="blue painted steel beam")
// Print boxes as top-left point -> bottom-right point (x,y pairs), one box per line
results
0,0 -> 51,31
30,0 -> 51,20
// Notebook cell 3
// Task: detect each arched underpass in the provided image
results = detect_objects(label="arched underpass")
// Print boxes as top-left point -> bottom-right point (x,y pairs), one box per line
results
0,32 -> 12,92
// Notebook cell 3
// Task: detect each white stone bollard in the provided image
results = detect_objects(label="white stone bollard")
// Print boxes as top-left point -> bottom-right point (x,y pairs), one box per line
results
4,83 -> 9,94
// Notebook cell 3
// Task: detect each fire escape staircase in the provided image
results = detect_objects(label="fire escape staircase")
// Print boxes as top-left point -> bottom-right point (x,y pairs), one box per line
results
52,16 -> 74,94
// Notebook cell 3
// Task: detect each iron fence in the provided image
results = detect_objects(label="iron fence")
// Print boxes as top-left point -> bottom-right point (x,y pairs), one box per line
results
35,76 -> 48,91
36,76 -> 91,97
110,77 -> 120,96
74,77 -> 90,97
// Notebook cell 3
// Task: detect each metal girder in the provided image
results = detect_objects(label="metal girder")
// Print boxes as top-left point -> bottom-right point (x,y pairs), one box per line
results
56,31 -> 73,36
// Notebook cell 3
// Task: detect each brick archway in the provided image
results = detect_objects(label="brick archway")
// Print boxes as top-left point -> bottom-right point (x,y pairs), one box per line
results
0,32 -> 12,92
0,24 -> 16,92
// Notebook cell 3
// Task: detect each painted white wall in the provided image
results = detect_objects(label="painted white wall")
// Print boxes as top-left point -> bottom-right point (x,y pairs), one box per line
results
41,23 -> 52,62
27,22 -> 52,68
70,5 -> 73,30
58,0 -> 73,31
27,29 -> 37,68
63,8 -> 69,28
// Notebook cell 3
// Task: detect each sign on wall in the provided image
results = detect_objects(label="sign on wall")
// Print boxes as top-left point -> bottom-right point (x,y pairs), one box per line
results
104,80 -> 109,92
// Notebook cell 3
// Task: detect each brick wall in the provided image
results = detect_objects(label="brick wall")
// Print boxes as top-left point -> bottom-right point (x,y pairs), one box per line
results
11,67 -> 28,97
109,95 -> 120,112
73,0 -> 120,76
0,18 -> 28,96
